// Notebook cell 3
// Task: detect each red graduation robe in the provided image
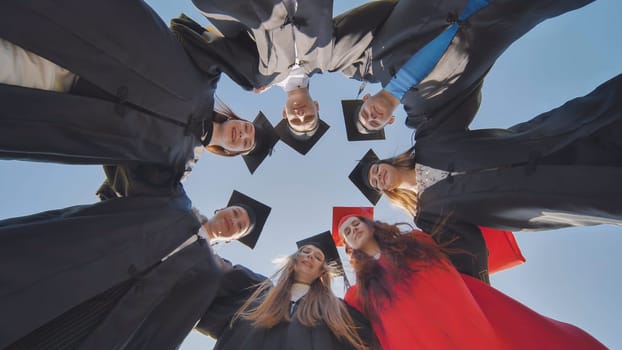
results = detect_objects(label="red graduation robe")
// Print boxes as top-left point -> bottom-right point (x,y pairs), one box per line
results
345,257 -> 605,350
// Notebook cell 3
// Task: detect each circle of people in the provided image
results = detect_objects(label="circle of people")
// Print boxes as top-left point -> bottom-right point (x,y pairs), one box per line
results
0,0 -> 616,349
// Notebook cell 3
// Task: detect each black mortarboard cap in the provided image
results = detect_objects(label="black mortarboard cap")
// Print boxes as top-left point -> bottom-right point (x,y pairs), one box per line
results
243,112 -> 279,174
341,99 -> 386,141
296,231 -> 345,277
227,190 -> 271,249
348,148 -> 382,205
274,117 -> 330,155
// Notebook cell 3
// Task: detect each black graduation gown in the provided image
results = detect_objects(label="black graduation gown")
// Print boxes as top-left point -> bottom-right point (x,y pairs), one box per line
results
180,0 -> 397,89
196,263 -> 376,350
413,73 -> 622,232
0,0 -> 218,169
343,0 -> 594,134
0,191 -> 224,349
416,213 -> 490,284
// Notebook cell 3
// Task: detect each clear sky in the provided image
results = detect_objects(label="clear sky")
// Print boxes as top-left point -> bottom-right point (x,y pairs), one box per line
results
1,0 -> 620,349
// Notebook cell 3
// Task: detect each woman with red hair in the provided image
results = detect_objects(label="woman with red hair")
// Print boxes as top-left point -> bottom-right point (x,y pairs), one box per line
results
337,214 -> 606,350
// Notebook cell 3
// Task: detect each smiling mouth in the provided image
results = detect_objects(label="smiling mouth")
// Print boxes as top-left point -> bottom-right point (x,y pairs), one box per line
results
232,127 -> 237,142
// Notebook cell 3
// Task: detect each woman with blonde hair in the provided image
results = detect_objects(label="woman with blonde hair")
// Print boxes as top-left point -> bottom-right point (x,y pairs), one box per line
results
349,74 -> 622,232
337,214 -> 606,350
197,231 -> 376,350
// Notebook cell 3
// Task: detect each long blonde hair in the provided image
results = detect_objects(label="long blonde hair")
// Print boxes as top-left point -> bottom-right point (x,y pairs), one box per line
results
234,249 -> 370,349
379,146 -> 419,217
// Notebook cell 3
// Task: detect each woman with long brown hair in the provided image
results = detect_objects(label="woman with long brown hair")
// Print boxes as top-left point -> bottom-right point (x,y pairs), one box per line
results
0,0 -> 279,198
337,214 -> 606,350
196,231 -> 376,350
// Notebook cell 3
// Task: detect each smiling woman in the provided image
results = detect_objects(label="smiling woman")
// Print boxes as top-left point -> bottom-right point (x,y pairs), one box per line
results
337,216 -> 606,350
0,0 -> 279,201
195,232 -> 376,350
0,189 -> 271,349
349,74 -> 622,232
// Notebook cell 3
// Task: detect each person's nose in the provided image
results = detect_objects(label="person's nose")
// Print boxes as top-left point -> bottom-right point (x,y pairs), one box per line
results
295,108 -> 305,117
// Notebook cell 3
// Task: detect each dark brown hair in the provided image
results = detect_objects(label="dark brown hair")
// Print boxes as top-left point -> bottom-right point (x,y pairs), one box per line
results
346,217 -> 450,326
206,96 -> 252,157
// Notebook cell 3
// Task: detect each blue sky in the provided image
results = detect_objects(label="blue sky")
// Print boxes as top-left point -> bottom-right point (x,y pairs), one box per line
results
1,0 -> 620,348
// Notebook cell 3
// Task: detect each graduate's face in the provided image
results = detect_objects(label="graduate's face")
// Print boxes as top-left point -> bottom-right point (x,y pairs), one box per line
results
219,119 -> 256,154
209,206 -> 251,240
294,245 -> 325,284
283,91 -> 319,133
357,93 -> 396,132
367,163 -> 400,191
339,217 -> 373,251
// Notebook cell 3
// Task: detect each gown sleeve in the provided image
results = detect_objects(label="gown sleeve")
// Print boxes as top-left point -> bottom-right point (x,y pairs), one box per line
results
342,299 -> 380,349
170,14 -> 262,90
415,213 -> 490,283
330,0 -> 397,73
96,164 -> 184,199
195,258 -> 269,338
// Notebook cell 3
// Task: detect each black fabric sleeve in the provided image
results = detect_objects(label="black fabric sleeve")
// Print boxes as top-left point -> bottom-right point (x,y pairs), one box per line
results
415,213 -> 490,284
195,258 -> 269,338
170,14 -> 262,90
342,301 -> 381,350
331,0 -> 397,73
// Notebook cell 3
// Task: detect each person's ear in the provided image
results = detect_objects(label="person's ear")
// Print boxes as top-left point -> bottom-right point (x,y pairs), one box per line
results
387,115 -> 396,125
362,93 -> 371,101
314,101 -> 319,112
282,107 -> 287,119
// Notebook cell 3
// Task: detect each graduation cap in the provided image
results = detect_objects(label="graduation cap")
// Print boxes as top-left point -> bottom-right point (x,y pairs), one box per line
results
243,112 -> 279,174
348,149 -> 382,205
331,207 -> 374,247
274,117 -> 330,155
226,190 -> 272,249
341,100 -> 386,141
296,231 -> 346,278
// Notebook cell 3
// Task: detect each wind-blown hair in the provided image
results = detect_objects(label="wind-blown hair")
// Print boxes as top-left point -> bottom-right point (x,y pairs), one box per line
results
343,217 -> 450,326
375,146 -> 418,217
207,96 -> 254,157
234,248 -> 369,349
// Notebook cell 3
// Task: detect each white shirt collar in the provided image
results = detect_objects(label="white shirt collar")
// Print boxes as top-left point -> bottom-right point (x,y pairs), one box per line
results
290,282 -> 311,302
275,64 -> 309,92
